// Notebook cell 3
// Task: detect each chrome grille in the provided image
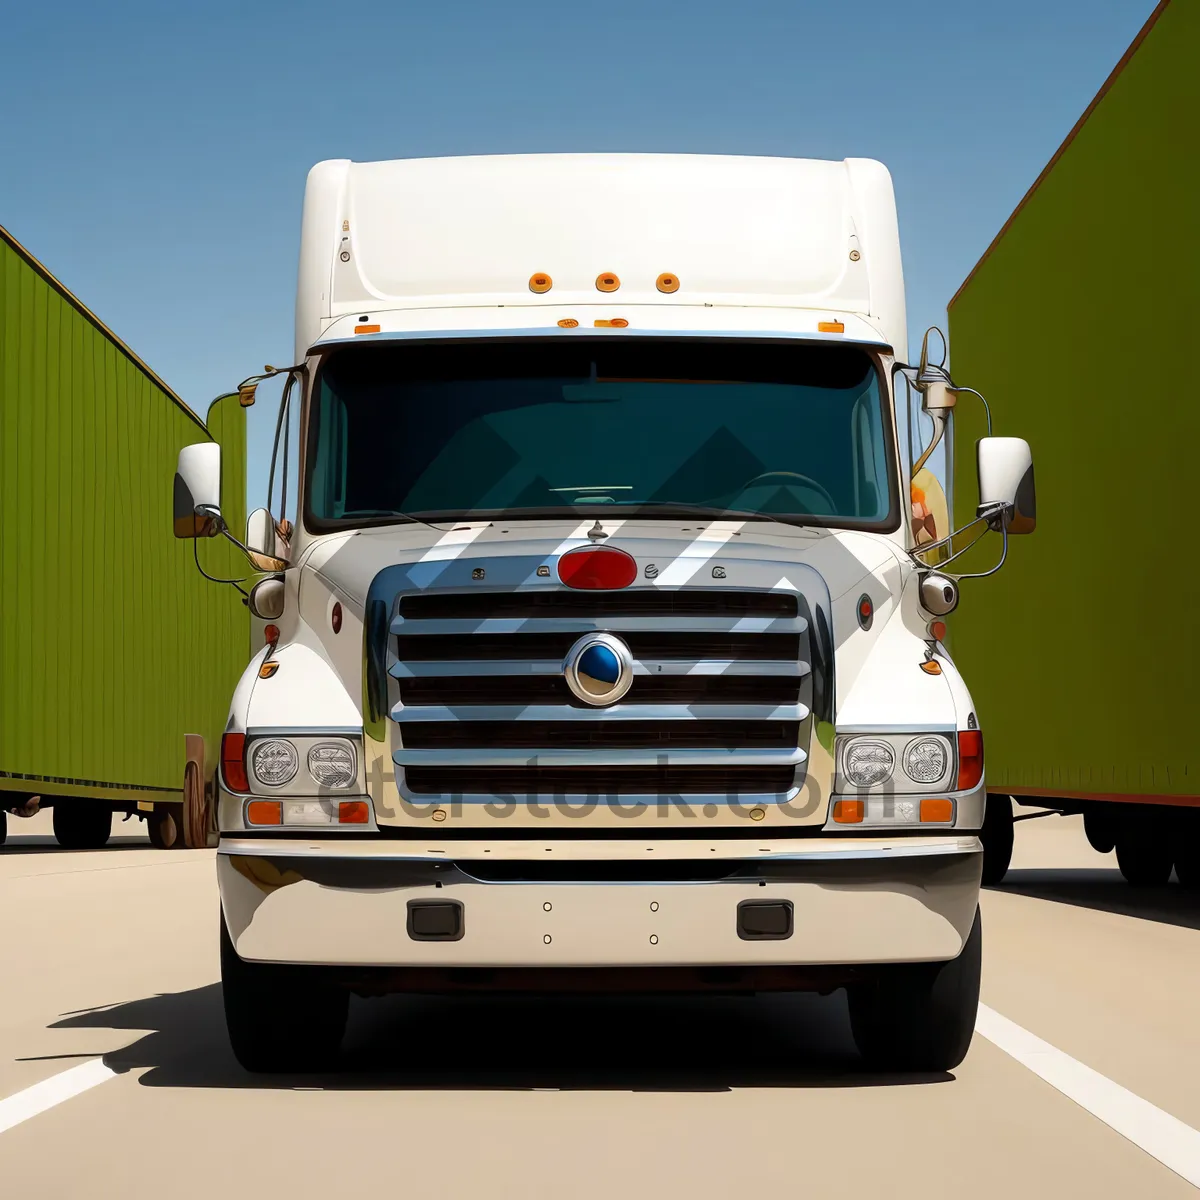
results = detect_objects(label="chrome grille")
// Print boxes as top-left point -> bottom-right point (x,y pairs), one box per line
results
387,585 -> 814,803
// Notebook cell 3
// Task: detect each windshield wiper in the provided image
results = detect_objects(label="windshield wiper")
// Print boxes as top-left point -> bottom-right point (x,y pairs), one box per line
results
570,500 -> 818,531
339,509 -> 460,533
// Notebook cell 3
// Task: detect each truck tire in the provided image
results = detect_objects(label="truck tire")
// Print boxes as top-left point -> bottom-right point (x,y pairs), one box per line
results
980,796 -> 1014,885
847,907 -> 982,1073
53,801 -> 112,850
1115,826 -> 1172,887
220,912 -> 348,1073
147,805 -> 184,850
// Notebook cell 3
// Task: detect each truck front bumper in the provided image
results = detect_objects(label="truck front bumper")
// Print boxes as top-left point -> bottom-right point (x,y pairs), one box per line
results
218,836 -> 982,972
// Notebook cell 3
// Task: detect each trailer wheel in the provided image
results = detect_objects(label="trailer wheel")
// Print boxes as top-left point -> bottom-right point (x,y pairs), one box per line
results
1084,807 -> 1117,855
980,796 -> 1014,885
52,801 -> 112,850
1174,828 -> 1200,890
0,810 -> 6,847
220,911 -> 348,1073
1115,826 -> 1172,887
147,805 -> 184,850
847,907 -> 981,1074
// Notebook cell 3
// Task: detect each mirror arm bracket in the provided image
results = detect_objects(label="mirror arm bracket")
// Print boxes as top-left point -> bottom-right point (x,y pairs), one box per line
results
196,505 -> 289,573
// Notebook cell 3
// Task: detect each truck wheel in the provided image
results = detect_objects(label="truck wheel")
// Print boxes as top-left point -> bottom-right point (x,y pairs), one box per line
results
220,912 -> 348,1073
1115,827 -> 1172,886
847,907 -> 982,1073
52,801 -> 112,850
147,806 -> 184,850
980,796 -> 1014,885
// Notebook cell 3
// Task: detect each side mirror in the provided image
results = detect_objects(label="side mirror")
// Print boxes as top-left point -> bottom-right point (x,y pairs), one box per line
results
248,576 -> 285,620
245,507 -> 290,572
246,508 -> 277,558
977,437 -> 1036,535
173,443 -> 222,538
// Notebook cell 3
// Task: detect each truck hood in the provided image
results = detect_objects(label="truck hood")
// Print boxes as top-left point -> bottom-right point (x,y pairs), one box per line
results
300,517 -> 902,610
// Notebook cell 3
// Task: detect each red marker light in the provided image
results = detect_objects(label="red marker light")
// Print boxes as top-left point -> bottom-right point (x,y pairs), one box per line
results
222,732 -> 249,793
557,546 -> 637,590
264,624 -> 280,646
331,602 -> 342,634
957,729 -> 984,791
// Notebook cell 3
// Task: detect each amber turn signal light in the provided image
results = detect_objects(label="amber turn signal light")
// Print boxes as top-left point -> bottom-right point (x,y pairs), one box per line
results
920,798 -> 954,823
338,801 -> 371,824
832,800 -> 864,824
246,800 -> 283,826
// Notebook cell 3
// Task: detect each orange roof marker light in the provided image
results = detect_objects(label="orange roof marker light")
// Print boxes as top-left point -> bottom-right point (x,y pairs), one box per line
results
656,273 -> 680,294
594,318 -> 629,328
596,272 -> 621,293
818,320 -> 845,333
529,273 -> 553,294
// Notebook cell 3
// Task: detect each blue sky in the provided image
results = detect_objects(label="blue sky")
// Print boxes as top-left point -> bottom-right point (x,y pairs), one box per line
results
1,0 -> 1154,507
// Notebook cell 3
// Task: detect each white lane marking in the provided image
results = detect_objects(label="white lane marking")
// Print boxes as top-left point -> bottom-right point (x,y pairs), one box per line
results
654,520 -> 745,588
0,1059 -> 119,1135
977,1004 -> 1200,1187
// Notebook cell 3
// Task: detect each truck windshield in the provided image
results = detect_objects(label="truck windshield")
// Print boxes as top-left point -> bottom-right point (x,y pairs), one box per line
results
305,338 -> 897,530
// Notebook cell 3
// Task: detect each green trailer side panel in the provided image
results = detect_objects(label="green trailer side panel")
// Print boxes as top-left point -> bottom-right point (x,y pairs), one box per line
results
0,230 -> 249,796
948,0 -> 1199,799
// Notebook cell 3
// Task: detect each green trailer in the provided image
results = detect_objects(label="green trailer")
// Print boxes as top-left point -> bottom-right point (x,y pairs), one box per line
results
947,0 -> 1199,886
0,223 -> 250,850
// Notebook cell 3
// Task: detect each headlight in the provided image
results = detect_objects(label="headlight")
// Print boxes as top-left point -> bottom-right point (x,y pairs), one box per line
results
307,743 -> 356,789
903,736 -> 949,784
251,739 -> 299,787
843,740 -> 895,787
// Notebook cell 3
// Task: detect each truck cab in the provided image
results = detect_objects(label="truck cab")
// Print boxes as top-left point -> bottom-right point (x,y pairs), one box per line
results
172,153 -> 1036,1074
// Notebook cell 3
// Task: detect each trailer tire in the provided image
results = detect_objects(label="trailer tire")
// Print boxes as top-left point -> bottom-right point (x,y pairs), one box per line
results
1115,827 -> 1172,887
980,796 -> 1014,886
0,810 -> 6,847
1174,835 -> 1200,890
52,801 -> 112,850
1084,807 -> 1117,855
220,912 -> 348,1074
147,805 -> 184,850
847,907 -> 981,1074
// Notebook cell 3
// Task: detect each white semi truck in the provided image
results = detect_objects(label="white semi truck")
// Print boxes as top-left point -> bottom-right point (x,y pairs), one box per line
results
173,153 -> 1037,1074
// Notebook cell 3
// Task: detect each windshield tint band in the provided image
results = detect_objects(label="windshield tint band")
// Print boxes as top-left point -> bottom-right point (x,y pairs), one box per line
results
303,337 -> 901,535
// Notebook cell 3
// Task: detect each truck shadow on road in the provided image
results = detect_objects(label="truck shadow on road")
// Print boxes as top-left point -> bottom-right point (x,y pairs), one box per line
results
46,985 -> 953,1093
990,868 -> 1200,931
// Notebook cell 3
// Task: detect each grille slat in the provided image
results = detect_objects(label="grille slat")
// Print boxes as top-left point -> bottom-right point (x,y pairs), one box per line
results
401,720 -> 802,751
396,632 -> 801,662
403,764 -> 799,797
397,675 -> 802,708
399,590 -> 798,620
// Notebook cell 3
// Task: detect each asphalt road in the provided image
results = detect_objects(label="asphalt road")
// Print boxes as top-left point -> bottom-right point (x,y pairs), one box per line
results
3,806 -> 1200,1197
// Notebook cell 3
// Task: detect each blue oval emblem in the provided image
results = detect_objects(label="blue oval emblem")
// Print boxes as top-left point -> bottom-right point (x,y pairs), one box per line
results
564,634 -> 633,706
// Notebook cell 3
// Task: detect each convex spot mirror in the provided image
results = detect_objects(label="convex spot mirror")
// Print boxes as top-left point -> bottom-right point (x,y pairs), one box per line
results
248,576 -> 285,620
977,437 -> 1036,535
173,443 -> 222,538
